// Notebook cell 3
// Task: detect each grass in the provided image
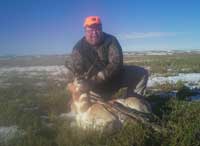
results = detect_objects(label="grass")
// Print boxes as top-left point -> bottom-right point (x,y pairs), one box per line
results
162,100 -> 200,146
125,53 -> 200,75
1,75 -> 200,146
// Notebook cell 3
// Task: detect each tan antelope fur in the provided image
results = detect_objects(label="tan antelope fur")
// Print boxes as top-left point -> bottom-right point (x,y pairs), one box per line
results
67,78 -> 151,131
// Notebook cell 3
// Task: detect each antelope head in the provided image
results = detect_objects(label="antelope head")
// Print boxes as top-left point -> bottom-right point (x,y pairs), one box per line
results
67,78 -> 91,114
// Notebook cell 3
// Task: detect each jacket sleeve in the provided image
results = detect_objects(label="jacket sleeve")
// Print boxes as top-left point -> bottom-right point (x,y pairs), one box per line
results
65,39 -> 85,76
71,48 -> 85,75
66,43 -> 103,78
102,37 -> 123,79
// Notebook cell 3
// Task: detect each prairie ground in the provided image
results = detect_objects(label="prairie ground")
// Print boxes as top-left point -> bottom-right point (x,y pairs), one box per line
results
0,52 -> 200,146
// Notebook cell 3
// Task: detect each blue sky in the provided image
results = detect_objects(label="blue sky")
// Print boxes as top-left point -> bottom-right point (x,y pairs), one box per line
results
1,0 -> 200,55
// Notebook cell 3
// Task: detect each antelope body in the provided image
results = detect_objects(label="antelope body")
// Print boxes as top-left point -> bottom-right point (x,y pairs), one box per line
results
67,79 -> 152,131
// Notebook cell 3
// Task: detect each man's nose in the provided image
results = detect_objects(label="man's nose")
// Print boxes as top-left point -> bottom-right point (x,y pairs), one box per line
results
91,30 -> 99,36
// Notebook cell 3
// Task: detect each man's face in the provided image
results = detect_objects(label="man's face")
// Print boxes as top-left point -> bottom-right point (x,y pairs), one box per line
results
84,24 -> 103,46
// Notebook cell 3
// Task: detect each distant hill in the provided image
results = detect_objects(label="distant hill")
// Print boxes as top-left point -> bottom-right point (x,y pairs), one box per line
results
0,50 -> 200,67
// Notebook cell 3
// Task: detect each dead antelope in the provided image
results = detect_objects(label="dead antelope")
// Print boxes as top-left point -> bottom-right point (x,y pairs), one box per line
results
66,78 -> 154,131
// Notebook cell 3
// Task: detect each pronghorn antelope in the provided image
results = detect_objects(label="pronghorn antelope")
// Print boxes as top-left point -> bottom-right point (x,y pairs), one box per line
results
66,78 -> 153,131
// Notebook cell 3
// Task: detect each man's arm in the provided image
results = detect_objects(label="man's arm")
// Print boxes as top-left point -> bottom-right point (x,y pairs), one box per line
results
65,39 -> 85,77
98,37 -> 123,81
66,40 -> 103,79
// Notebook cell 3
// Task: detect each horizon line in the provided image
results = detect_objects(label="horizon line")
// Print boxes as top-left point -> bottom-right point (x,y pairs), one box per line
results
1,48 -> 200,57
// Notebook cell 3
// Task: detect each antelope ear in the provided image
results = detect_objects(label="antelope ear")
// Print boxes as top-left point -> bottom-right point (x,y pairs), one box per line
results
67,83 -> 75,93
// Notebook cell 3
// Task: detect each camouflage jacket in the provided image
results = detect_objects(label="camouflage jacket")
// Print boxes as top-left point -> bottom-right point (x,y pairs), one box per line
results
67,32 -> 123,81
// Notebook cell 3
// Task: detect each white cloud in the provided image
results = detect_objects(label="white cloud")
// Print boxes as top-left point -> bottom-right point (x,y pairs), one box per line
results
117,32 -> 176,40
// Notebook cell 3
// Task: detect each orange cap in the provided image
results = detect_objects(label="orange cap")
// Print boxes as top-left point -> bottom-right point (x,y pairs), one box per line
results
83,16 -> 101,27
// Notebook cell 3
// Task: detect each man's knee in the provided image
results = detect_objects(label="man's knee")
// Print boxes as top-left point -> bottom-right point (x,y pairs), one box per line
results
142,68 -> 149,82
135,67 -> 149,95
137,67 -> 149,89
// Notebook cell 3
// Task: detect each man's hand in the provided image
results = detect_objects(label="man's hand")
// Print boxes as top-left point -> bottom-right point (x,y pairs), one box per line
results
97,71 -> 105,80
91,71 -> 106,83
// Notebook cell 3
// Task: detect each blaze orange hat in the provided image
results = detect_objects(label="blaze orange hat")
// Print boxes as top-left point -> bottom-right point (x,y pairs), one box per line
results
83,16 -> 101,27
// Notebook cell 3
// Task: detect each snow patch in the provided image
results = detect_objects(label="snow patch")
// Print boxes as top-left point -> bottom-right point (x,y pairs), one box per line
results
148,73 -> 200,88
0,126 -> 19,144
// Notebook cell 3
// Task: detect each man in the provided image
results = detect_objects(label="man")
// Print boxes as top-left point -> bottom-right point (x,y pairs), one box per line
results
66,16 -> 148,100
